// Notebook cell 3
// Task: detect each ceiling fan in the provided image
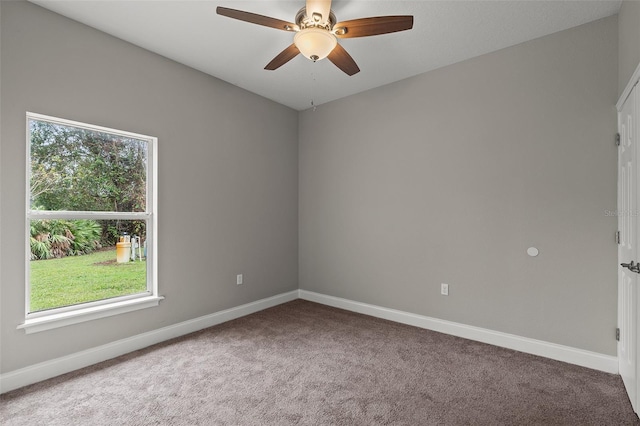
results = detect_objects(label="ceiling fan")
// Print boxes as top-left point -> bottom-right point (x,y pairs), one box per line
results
217,0 -> 414,76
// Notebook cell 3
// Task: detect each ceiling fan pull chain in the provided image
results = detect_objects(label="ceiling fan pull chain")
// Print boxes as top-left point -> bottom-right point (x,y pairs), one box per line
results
311,72 -> 317,111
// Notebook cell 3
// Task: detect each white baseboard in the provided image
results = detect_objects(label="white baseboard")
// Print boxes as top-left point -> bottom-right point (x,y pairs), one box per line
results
298,290 -> 618,374
1,288 -> 618,394
0,290 -> 298,394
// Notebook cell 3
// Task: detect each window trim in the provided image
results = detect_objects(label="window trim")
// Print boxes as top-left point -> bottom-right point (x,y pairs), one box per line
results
21,112 -> 160,332
18,296 -> 164,334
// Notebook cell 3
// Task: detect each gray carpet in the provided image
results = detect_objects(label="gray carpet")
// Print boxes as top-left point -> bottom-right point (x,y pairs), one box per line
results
1,300 -> 638,425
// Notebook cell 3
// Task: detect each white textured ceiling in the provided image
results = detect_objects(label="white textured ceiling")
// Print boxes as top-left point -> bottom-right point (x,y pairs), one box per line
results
29,0 -> 621,111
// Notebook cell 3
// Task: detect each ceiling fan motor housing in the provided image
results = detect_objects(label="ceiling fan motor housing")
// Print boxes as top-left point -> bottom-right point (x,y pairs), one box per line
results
295,7 -> 336,30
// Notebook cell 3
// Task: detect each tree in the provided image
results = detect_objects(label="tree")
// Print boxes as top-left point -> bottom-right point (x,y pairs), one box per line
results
30,120 -> 147,245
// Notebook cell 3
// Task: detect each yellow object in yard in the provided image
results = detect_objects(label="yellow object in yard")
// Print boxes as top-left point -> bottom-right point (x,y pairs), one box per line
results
116,242 -> 131,263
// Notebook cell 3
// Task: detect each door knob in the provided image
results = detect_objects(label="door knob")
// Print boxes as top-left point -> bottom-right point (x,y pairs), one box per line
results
621,261 -> 640,273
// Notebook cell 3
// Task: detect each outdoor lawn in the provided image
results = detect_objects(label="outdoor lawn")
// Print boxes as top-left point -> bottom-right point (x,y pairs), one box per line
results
29,248 -> 146,312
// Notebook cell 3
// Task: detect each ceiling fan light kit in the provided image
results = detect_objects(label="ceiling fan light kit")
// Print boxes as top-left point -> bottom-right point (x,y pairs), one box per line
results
294,28 -> 337,62
217,0 -> 413,76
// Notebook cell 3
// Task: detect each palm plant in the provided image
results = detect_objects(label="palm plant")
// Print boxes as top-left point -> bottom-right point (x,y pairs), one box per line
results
29,217 -> 101,260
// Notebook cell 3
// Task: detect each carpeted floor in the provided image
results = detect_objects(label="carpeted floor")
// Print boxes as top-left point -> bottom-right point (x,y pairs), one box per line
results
1,300 -> 639,425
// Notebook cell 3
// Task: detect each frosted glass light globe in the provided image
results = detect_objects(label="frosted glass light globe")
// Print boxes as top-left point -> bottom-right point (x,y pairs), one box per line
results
294,28 -> 337,62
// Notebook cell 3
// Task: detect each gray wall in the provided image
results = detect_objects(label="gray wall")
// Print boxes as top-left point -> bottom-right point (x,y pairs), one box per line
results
299,16 -> 619,355
0,1 -> 298,373
619,1 -> 640,96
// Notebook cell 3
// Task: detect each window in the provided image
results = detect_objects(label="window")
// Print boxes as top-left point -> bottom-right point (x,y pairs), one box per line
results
20,112 -> 160,333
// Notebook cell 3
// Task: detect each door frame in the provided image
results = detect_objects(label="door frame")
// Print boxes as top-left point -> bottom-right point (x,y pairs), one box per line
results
617,64 -> 640,113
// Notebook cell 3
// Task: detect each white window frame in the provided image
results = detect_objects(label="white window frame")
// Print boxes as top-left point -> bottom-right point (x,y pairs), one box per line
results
19,112 -> 162,334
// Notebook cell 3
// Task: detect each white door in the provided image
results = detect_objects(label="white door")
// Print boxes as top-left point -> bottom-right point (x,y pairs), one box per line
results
619,84 -> 638,412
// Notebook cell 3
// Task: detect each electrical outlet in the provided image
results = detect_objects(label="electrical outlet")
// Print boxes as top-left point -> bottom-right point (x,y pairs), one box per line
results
236,274 -> 243,285
441,283 -> 449,296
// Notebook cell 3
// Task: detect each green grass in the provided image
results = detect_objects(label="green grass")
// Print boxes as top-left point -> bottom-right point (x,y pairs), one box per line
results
29,248 -> 146,312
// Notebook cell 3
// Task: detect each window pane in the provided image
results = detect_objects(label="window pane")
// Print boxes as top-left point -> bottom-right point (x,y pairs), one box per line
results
29,219 -> 148,313
29,119 -> 147,212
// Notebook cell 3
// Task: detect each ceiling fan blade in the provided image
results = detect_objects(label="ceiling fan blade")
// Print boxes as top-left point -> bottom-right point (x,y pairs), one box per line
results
327,43 -> 360,76
333,16 -> 414,38
216,7 -> 299,32
265,44 -> 301,70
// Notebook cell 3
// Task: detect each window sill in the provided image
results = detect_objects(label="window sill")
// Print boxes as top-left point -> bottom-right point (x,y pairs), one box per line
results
18,296 -> 164,334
